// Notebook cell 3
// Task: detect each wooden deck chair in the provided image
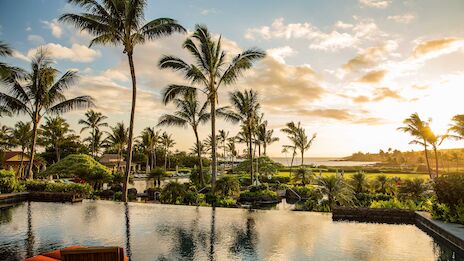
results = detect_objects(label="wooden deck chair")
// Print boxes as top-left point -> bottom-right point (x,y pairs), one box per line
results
60,246 -> 127,261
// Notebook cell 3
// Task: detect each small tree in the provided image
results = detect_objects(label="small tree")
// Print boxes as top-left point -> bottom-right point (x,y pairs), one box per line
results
150,167 -> 167,188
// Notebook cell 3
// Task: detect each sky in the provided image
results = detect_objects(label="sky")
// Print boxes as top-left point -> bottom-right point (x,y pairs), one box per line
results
1,0 -> 464,157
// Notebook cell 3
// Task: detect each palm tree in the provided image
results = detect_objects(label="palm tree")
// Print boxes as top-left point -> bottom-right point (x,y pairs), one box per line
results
450,152 -> 461,172
350,172 -> 367,194
159,25 -> 265,190
229,90 -> 260,183
105,122 -> 128,170
0,49 -> 93,179
0,40 -> 23,88
282,121 -> 316,167
218,129 -> 229,173
60,0 -> 186,201
449,114 -> 464,140
373,175 -> 390,194
39,116 -> 76,162
83,129 -> 105,158
79,110 -> 108,157
281,122 -> 300,172
227,137 -> 238,173
317,175 -> 354,210
0,125 -> 12,157
424,126 -> 447,177
398,113 -> 432,178
137,127 -> 159,173
158,92 -> 209,186
160,132 -> 175,170
11,121 -> 32,177
258,121 -> 279,156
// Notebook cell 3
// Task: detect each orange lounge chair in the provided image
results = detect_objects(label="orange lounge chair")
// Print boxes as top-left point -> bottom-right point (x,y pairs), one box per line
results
23,246 -> 128,261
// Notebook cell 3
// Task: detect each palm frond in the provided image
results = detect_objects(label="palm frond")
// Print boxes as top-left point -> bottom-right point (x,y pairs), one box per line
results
48,95 -> 94,114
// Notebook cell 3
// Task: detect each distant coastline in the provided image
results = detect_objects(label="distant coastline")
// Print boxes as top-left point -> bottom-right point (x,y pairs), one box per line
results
270,157 -> 378,167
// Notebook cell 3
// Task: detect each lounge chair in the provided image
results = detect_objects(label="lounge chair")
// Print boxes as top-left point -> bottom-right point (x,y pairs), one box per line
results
23,246 -> 128,261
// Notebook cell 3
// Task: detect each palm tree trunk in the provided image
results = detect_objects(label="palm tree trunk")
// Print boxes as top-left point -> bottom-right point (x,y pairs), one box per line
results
433,147 -> 439,177
210,95 -> 218,191
263,143 -> 267,156
193,128 -> 204,187
423,141 -> 432,178
123,52 -> 137,203
290,149 -> 296,175
145,155 -> 149,174
18,149 -> 25,178
27,115 -> 39,180
56,145 -> 60,162
164,148 -> 168,170
301,151 -> 304,167
248,126 -> 254,184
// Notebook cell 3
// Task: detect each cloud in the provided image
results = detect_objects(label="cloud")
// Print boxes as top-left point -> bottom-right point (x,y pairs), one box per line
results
41,19 -> 63,38
359,0 -> 391,8
245,17 -> 387,52
289,108 -> 385,125
27,34 -> 45,45
26,27 -> 32,32
266,46 -> 296,63
350,87 -> 404,103
26,43 -> 101,63
201,8 -> 218,16
12,50 -> 31,62
413,38 -> 464,59
341,40 -> 398,74
356,70 -> 387,83
387,14 -> 415,24
239,56 -> 325,108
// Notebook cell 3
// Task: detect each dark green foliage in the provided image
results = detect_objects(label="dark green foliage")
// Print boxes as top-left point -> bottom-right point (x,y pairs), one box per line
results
239,183 -> 278,202
150,167 -> 168,187
22,180 -> 92,198
215,176 -> 240,197
432,174 -> 464,224
41,154 -> 111,187
0,169 -> 23,193
234,156 -> 283,174
354,193 -> 393,207
160,182 -> 205,205
190,168 -> 211,188
350,172 -> 368,194
398,178 -> 428,201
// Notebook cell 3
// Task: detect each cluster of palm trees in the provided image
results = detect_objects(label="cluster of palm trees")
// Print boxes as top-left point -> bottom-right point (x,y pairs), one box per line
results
281,122 -> 317,171
398,112 -> 464,178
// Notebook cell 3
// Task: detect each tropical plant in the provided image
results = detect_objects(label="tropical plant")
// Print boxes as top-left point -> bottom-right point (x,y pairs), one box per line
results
227,137 -> 238,173
137,127 -> 159,173
398,178 -> 428,201
398,113 -> 433,178
160,181 -> 186,204
158,92 -> 209,185
229,90 -> 260,182
294,167 -> 313,186
61,0 -> 186,202
0,125 -> 12,152
105,122 -> 128,169
39,116 -> 77,162
350,172 -> 368,194
372,175 -> 392,194
160,132 -> 175,169
10,121 -> 32,177
449,115 -> 464,140
215,176 -> 240,197
159,24 -> 265,190
0,49 -> 93,179
79,110 -> 108,157
218,129 -> 229,172
0,169 -> 23,193
0,41 -> 23,116
282,121 -> 316,167
316,175 -> 354,210
149,167 -> 167,188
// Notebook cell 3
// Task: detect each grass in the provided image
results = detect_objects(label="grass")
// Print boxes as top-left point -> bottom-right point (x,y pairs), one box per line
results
276,171 -> 430,180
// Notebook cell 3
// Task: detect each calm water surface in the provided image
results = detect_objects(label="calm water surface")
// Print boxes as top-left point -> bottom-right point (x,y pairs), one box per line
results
0,200 -> 462,261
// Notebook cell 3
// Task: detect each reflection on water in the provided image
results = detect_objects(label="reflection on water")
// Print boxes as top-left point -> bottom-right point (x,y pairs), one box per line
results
0,200 -> 462,261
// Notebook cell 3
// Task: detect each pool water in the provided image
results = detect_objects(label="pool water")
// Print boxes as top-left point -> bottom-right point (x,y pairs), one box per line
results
0,200 -> 462,260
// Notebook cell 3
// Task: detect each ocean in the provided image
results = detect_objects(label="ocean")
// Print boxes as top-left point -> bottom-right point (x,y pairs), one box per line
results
270,157 -> 377,167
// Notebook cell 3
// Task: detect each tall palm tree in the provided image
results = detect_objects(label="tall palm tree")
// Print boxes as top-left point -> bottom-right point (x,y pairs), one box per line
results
227,137 -> 238,173
159,25 -> 265,190
281,122 -> 300,172
398,113 -> 432,178
424,126 -> 447,177
11,121 -> 32,178
83,128 -> 106,157
0,40 -> 23,88
137,127 -> 159,173
257,120 -> 279,156
60,0 -> 186,201
160,132 -> 175,170
218,129 -> 229,173
0,125 -> 13,156
39,116 -> 76,162
79,109 -> 108,157
229,90 -> 260,183
105,122 -> 128,170
158,92 -> 209,186
0,49 -> 93,179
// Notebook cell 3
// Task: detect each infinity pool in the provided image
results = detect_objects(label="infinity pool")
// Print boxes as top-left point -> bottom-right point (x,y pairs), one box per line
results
0,200 -> 461,260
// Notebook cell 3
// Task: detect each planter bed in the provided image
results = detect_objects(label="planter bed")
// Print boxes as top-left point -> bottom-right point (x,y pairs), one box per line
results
332,207 -> 416,224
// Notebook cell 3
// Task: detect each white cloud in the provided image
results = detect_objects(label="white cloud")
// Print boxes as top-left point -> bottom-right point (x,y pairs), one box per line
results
266,46 -> 296,63
41,19 -> 63,38
245,17 -> 387,52
26,26 -> 32,32
26,43 -> 101,63
12,50 -> 31,62
359,0 -> 391,9
388,14 -> 415,24
201,8 -> 218,16
27,34 -> 45,45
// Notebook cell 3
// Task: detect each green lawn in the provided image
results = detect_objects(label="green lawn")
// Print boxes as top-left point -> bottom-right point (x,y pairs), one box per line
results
276,171 -> 430,180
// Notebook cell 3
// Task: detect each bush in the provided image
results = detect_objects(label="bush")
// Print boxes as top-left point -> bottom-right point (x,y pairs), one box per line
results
215,197 -> 237,207
44,182 -> 93,198
189,168 -> 211,188
41,154 -> 111,187
239,189 -> 278,202
434,174 -> 464,208
354,193 -> 393,207
114,191 -> 123,201
22,180 -> 48,191
290,185 -> 320,199
234,156 -> 283,174
0,169 -> 23,193
215,176 -> 240,197
398,178 -> 428,201
160,181 -> 186,204
369,198 -> 426,210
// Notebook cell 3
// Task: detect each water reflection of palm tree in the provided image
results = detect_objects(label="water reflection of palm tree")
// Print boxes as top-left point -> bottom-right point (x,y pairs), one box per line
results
124,203 -> 132,260
229,210 -> 257,259
26,201 -> 35,257
209,207 -> 216,261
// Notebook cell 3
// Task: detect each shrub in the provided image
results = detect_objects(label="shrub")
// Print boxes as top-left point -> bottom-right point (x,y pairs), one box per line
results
370,198 -> 423,210
215,176 -> 240,197
434,174 -> 464,208
215,197 -> 237,207
354,193 -> 393,207
292,167 -> 313,185
398,178 -> 428,201
114,191 -> 123,201
44,182 -> 93,198
189,168 -> 211,188
239,189 -> 278,202
41,154 -> 111,187
290,185 -> 320,199
0,169 -> 23,193
22,180 -> 48,191
160,181 -> 186,204
234,156 -> 283,174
